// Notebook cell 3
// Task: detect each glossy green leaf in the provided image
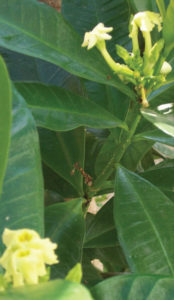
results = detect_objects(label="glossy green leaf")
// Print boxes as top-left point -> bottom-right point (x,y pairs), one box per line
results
15,82 -> 127,131
135,129 -> 174,146
0,55 -> 12,196
121,139 -> 153,171
45,199 -> 85,278
141,160 -> 174,201
91,274 -> 174,300
84,199 -> 117,248
0,87 -> 44,248
148,82 -> 174,107
43,163 -> 78,199
62,0 -> 131,55
0,0 -> 134,99
39,128 -> 85,196
0,279 -> 93,300
114,165 -> 174,275
65,263 -> 82,283
141,103 -> 174,137
163,0 -> 174,56
153,142 -> 174,158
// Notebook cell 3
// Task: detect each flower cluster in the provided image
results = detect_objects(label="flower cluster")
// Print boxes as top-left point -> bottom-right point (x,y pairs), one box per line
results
0,228 -> 58,288
82,12 -> 172,108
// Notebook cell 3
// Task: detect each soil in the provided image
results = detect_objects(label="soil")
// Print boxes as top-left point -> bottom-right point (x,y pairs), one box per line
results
39,0 -> 61,11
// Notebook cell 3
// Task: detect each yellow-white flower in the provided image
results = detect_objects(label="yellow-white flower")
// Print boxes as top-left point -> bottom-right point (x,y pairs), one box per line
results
130,11 -> 162,33
82,23 -> 113,50
160,61 -> 172,75
0,228 -> 58,287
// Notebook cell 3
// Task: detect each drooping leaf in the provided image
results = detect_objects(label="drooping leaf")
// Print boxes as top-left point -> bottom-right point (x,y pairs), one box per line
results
0,0 -> 134,98
39,128 -> 85,196
45,199 -> 85,278
114,165 -> 174,275
15,82 -> 128,131
0,55 -> 12,197
91,274 -> 174,300
0,86 -> 44,250
0,279 -> 94,300
141,103 -> 174,137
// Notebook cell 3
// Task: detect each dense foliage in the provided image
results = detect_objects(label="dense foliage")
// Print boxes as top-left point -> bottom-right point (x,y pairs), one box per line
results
0,0 -> 174,299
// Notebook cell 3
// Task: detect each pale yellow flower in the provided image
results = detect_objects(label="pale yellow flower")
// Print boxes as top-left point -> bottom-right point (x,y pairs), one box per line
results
160,61 -> 172,75
131,11 -> 162,33
82,23 -> 113,50
0,228 -> 58,287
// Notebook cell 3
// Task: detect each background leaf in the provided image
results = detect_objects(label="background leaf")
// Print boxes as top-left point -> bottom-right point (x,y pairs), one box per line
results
45,199 -> 85,278
141,160 -> 174,201
0,55 -> 12,196
0,86 -> 44,251
114,165 -> 174,275
39,128 -> 85,196
91,274 -> 174,300
15,82 -> 127,131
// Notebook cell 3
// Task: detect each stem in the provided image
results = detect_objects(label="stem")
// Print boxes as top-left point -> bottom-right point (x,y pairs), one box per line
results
131,25 -> 139,55
92,109 -> 141,191
97,43 -> 136,84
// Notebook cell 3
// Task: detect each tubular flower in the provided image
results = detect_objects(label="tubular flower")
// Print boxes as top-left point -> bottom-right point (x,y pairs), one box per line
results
130,11 -> 162,33
0,228 -> 58,287
81,23 -> 113,50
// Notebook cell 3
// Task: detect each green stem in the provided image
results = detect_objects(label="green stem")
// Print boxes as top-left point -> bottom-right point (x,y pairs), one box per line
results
97,43 -> 136,84
92,109 -> 141,191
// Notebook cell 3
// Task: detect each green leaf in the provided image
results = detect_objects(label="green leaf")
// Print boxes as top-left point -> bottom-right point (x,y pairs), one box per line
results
114,165 -> 174,275
148,82 -> 174,107
153,142 -> 174,158
134,129 -> 174,146
0,87 -> 44,248
43,164 -> 79,199
163,0 -> 174,56
0,279 -> 93,300
0,0 -> 134,99
0,55 -> 12,197
91,274 -> 174,300
45,199 -> 85,278
128,0 -> 158,12
15,82 -> 127,131
141,160 -> 174,201
84,199 -> 117,248
121,139 -> 153,171
65,263 -> 82,283
141,104 -> 174,137
39,128 -> 85,196
156,0 -> 166,18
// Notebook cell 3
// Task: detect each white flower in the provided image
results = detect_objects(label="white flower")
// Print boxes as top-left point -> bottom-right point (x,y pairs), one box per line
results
0,228 -> 58,287
160,61 -> 172,75
131,11 -> 162,33
82,23 -> 113,50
